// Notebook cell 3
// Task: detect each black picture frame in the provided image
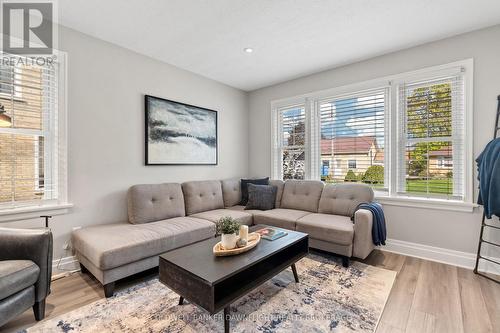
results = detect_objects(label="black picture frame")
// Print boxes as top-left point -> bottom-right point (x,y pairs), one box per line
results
145,95 -> 218,165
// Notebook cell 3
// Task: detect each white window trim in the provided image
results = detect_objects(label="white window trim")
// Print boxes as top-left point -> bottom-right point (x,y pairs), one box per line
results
271,59 -> 475,212
0,50 -> 71,221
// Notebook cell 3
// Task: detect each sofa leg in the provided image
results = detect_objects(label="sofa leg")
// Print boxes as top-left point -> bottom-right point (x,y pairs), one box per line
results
33,299 -> 46,321
341,256 -> 349,268
80,263 -> 88,274
103,282 -> 115,298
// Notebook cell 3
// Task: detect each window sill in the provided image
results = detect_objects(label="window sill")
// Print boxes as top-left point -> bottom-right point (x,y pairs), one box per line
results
374,195 -> 477,212
0,203 -> 73,223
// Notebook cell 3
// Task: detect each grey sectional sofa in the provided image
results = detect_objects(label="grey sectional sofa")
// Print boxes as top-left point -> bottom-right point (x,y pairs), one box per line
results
72,179 -> 376,297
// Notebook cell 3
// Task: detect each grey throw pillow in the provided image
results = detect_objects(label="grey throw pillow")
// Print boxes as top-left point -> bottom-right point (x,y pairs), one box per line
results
245,184 -> 277,211
239,177 -> 269,205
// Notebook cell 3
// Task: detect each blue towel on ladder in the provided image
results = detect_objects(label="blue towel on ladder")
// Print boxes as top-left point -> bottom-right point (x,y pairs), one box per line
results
476,137 -> 500,218
353,202 -> 387,246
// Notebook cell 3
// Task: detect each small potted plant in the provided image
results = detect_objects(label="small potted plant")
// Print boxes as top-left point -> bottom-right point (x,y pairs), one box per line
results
216,216 -> 240,250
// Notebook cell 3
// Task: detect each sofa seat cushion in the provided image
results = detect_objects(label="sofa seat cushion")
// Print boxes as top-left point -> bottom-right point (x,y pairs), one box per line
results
253,208 -> 311,230
296,213 -> 354,245
0,260 -> 39,300
225,205 -> 261,215
191,209 -> 253,226
72,217 -> 215,270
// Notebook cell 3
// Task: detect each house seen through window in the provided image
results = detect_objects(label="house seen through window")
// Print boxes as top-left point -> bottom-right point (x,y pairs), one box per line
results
320,89 -> 386,189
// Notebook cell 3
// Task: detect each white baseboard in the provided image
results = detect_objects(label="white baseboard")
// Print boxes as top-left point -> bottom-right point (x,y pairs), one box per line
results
382,238 -> 500,275
52,255 -> 80,279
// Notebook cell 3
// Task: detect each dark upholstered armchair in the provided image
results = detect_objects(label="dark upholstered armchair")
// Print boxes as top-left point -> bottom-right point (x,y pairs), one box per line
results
0,227 -> 53,327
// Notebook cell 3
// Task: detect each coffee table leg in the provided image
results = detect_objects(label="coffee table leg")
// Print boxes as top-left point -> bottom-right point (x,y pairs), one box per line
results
224,306 -> 230,333
291,263 -> 299,283
178,296 -> 184,305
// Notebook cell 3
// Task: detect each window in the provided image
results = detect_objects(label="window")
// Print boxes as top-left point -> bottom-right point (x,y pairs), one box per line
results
0,65 -> 22,98
271,60 -> 472,207
0,54 -> 67,210
0,65 -> 13,95
397,75 -> 465,200
274,105 -> 306,180
319,88 -> 387,189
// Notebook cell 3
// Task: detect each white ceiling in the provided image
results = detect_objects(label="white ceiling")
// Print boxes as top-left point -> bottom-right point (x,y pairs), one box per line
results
59,0 -> 500,91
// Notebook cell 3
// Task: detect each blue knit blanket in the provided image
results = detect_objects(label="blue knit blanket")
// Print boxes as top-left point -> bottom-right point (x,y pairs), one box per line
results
353,202 -> 386,246
476,137 -> 500,219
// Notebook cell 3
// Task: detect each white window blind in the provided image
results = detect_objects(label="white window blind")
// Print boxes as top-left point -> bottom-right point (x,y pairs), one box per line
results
276,105 -> 306,180
271,60 -> 473,208
318,88 -> 387,190
397,74 -> 465,199
0,55 -> 62,208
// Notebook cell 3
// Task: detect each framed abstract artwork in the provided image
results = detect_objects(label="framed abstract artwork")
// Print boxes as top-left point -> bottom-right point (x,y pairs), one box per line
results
145,95 -> 218,165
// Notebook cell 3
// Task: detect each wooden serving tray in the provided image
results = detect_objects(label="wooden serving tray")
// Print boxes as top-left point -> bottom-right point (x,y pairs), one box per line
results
213,232 -> 261,256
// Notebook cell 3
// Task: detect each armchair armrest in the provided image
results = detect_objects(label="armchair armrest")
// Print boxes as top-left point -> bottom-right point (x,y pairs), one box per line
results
352,209 -> 375,259
0,227 -> 53,301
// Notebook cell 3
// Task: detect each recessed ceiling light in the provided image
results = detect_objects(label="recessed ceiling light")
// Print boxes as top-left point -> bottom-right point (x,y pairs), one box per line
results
243,47 -> 253,53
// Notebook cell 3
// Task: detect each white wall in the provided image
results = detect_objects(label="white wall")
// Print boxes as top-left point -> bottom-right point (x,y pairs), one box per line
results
2,26 -> 249,262
248,25 -> 500,259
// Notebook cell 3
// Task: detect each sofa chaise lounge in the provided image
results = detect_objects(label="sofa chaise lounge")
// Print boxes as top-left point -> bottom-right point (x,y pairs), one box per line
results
72,179 -> 376,297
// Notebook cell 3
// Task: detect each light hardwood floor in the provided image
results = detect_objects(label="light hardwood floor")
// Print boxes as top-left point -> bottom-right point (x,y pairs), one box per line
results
3,250 -> 499,333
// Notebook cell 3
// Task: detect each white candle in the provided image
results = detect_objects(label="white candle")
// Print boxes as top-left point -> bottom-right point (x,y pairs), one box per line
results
239,225 -> 249,241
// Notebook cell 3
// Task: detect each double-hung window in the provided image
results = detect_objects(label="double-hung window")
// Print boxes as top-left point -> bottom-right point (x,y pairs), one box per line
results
0,53 -> 67,213
397,75 -> 465,200
273,105 -> 307,180
318,88 -> 388,190
271,60 -> 472,209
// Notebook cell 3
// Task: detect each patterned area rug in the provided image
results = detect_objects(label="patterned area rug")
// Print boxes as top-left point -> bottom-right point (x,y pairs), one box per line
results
27,254 -> 396,333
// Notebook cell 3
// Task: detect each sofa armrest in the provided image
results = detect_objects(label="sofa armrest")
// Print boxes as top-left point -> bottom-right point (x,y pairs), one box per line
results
352,209 -> 375,259
0,227 -> 53,301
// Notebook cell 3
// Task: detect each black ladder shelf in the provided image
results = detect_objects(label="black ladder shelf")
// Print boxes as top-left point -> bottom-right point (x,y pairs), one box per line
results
473,95 -> 500,284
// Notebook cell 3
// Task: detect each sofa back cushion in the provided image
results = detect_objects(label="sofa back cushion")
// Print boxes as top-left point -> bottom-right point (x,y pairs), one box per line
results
127,183 -> 185,224
269,179 -> 285,208
182,180 -> 224,215
318,183 -> 374,217
280,180 -> 324,212
221,178 -> 241,207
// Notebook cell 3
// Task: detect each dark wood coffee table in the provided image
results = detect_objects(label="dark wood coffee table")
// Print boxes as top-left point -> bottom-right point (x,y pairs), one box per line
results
159,225 -> 308,333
